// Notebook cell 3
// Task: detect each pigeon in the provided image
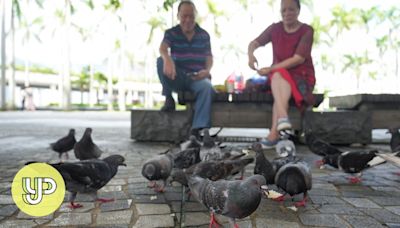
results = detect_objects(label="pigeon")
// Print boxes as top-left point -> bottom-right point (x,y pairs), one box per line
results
170,156 -> 254,187
387,128 -> 400,152
195,156 -> 254,181
180,135 -> 202,151
252,142 -> 295,185
173,147 -> 201,169
49,129 -> 76,160
141,153 -> 174,192
27,155 -> 126,209
274,161 -> 312,207
322,149 -> 380,183
304,130 -> 343,166
74,128 -> 103,160
253,143 -> 275,184
275,139 -> 296,158
200,129 -> 224,161
188,174 -> 267,228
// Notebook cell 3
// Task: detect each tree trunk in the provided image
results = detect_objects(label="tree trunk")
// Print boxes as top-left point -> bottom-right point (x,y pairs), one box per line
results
107,56 -> 114,111
9,0 -> 15,109
89,63 -> 95,107
0,0 -> 6,110
62,0 -> 72,110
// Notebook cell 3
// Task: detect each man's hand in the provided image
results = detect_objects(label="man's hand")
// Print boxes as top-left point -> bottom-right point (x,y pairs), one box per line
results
163,58 -> 176,80
192,69 -> 210,80
257,67 -> 272,76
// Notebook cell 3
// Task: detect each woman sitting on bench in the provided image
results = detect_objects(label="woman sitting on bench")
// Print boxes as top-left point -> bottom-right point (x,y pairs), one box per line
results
247,0 -> 316,148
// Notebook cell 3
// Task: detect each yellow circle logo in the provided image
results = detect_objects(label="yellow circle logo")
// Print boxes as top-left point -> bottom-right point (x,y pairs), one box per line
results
12,163 -> 65,217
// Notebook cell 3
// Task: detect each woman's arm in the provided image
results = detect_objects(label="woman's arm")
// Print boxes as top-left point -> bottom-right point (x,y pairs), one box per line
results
248,40 -> 261,70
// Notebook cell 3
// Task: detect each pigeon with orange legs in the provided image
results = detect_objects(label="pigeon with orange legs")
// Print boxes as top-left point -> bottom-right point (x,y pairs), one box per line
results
188,174 -> 267,228
274,161 -> 312,207
27,155 -> 126,209
304,130 -> 343,167
142,153 -> 174,192
322,149 -> 384,184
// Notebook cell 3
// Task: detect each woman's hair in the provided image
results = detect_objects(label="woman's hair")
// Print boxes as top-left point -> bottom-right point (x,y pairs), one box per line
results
294,0 -> 301,10
178,0 -> 196,12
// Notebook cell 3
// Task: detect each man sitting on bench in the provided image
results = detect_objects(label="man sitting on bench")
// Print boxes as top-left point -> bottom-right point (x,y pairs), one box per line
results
157,0 -> 214,139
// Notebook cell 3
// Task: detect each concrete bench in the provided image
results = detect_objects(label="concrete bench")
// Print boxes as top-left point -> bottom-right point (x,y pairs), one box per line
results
329,94 -> 400,129
177,91 -> 324,129
131,92 -> 324,143
308,94 -> 400,145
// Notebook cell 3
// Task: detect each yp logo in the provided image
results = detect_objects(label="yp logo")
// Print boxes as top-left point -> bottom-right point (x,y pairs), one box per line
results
12,163 -> 65,217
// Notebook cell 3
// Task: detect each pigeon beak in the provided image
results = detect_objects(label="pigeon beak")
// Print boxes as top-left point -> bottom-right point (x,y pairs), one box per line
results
121,162 -> 127,167
261,185 -> 269,196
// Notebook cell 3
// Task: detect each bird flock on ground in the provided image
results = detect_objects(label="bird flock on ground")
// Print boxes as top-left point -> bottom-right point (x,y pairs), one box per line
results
26,126 -> 400,227
30,127 -> 126,209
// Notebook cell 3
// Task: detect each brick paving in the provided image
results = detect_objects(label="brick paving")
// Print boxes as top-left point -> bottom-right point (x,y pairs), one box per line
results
0,111 -> 400,227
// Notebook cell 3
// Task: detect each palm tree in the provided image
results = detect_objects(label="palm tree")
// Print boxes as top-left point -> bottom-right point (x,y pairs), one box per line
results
341,51 -> 372,91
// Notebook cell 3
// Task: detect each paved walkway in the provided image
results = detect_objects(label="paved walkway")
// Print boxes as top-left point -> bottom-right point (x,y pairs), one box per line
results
0,111 -> 400,228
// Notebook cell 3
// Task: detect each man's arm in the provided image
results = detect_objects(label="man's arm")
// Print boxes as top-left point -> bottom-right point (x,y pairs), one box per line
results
159,41 -> 176,79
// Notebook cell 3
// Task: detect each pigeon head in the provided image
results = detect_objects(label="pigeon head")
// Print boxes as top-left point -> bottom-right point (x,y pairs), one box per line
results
103,155 -> 126,167
322,154 -> 339,168
69,129 -> 76,135
248,174 -> 266,187
189,135 -> 197,142
84,128 -> 93,136
142,163 -> 157,179
251,142 -> 263,152
387,128 -> 399,134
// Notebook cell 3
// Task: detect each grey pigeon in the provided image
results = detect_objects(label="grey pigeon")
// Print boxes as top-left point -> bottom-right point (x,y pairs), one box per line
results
180,135 -> 202,151
27,155 -> 126,209
304,130 -> 343,166
194,157 -> 254,181
188,174 -> 267,227
253,143 -> 275,184
322,149 -> 380,183
49,129 -> 76,160
74,128 -> 103,160
252,142 -> 295,185
173,147 -> 201,169
274,161 -> 312,207
305,130 -> 343,156
142,153 -> 174,192
170,156 -> 254,187
200,129 -> 223,161
388,128 -> 400,152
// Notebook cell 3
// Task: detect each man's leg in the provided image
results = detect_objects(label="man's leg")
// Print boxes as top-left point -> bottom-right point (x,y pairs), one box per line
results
157,57 -> 188,111
189,78 -> 215,131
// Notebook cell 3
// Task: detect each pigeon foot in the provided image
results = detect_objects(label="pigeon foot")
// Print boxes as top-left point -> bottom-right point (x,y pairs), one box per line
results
154,185 -> 165,193
315,159 -> 324,167
294,198 -> 307,207
272,195 -> 285,202
393,172 -> 400,176
209,213 -> 221,228
348,176 -> 362,184
235,176 -> 244,180
96,198 -> 115,203
148,181 -> 157,188
68,202 -> 83,209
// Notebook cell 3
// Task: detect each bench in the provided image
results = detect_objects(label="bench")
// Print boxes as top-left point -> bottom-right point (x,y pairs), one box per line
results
131,92 -> 324,143
329,94 -> 400,129
178,91 -> 324,129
